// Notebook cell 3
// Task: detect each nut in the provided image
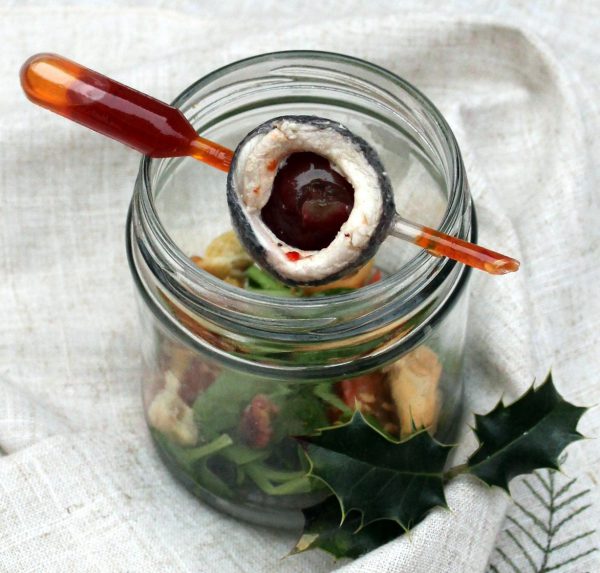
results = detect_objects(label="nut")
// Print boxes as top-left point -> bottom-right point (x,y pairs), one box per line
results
385,346 -> 442,437
147,371 -> 198,446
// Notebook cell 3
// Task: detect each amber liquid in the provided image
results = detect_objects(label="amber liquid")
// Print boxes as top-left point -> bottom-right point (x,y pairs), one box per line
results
416,226 -> 520,274
20,54 -> 233,171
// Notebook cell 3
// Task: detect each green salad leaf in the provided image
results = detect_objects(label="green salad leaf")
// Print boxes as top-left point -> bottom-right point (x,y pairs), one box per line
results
246,264 -> 296,294
189,365 -> 333,499
152,429 -> 235,498
152,430 -> 233,473
192,370 -> 270,441
273,392 -> 330,440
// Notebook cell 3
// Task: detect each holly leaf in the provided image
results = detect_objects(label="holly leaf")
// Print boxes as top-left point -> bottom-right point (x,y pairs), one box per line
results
294,374 -> 588,560
303,411 -> 452,530
293,496 -> 403,559
467,373 -> 586,490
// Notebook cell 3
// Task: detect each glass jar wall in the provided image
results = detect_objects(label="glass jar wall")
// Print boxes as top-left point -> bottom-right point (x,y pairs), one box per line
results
127,51 -> 474,529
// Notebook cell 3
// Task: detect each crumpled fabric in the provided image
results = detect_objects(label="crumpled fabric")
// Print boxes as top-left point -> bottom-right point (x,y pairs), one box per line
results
1,2 -> 598,572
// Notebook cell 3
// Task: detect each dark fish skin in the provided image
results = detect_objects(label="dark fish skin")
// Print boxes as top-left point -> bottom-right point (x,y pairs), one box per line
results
226,115 -> 396,287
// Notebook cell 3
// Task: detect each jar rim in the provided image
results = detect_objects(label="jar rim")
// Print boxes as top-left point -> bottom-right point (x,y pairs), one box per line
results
127,205 -> 475,379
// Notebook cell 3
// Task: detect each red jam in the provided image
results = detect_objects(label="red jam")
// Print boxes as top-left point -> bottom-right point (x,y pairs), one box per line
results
261,152 -> 354,251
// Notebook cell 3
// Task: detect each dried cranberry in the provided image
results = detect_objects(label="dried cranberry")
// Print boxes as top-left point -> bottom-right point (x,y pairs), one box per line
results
238,394 -> 280,449
261,152 -> 354,251
178,359 -> 218,405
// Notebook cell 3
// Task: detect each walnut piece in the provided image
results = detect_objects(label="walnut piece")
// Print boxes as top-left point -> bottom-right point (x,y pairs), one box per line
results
192,230 -> 253,282
148,371 -> 198,446
385,346 -> 442,438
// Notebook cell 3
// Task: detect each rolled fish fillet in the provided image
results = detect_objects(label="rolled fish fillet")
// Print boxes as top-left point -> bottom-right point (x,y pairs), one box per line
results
226,116 -> 395,286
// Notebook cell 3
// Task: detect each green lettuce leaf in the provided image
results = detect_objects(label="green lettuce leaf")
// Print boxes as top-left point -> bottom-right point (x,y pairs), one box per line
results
192,370 -> 270,440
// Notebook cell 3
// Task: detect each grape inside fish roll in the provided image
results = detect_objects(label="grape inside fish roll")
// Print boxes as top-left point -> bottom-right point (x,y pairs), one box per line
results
226,116 -> 395,286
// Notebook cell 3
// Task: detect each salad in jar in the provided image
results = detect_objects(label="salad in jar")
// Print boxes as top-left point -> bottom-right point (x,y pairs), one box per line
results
147,230 -> 443,512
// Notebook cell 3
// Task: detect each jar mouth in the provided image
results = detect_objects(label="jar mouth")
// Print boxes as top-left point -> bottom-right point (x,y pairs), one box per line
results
129,50 -> 474,377
137,50 -> 470,311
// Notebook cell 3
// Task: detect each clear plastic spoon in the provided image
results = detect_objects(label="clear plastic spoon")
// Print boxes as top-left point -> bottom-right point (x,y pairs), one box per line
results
20,53 -> 519,276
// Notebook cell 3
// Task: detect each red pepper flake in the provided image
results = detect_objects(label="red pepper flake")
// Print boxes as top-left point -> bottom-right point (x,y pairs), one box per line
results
286,251 -> 301,262
335,372 -> 398,434
267,159 -> 279,172
252,187 -> 260,195
368,269 -> 383,284
337,373 -> 384,409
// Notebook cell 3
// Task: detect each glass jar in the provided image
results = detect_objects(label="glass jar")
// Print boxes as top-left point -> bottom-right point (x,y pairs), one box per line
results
126,51 -> 474,529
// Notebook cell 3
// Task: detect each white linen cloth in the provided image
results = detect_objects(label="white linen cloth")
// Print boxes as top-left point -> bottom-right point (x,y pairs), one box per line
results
1,2 -> 598,571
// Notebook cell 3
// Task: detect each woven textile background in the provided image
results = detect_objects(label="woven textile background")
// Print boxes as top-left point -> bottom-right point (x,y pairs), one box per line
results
1,2 -> 598,572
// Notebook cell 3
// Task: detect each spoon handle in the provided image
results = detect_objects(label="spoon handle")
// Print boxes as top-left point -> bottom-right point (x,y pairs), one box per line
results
20,54 -> 520,275
20,53 -> 232,171
391,215 -> 520,274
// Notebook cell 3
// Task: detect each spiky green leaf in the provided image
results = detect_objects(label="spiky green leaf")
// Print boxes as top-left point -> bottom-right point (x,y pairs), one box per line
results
467,374 -> 586,490
293,496 -> 403,559
303,411 -> 452,529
